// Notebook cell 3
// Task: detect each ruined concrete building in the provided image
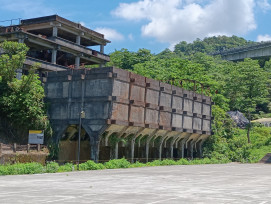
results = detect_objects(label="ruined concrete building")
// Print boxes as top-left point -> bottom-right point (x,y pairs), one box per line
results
0,16 -> 212,163
0,15 -> 110,77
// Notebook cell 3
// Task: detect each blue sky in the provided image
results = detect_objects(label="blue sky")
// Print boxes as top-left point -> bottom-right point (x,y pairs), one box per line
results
0,0 -> 271,54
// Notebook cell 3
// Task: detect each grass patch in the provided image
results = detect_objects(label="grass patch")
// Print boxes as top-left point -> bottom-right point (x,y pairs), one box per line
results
0,157 -> 231,176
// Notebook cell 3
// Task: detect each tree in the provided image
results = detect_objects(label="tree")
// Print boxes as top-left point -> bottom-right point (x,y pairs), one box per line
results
225,58 -> 269,143
0,41 -> 50,143
108,48 -> 154,70
173,35 -> 255,57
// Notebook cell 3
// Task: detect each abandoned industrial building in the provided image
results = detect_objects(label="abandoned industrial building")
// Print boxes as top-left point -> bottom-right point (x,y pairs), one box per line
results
0,15 -> 212,163
0,15 -> 110,77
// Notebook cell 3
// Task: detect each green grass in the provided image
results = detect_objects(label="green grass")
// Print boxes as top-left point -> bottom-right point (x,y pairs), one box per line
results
0,158 -> 231,176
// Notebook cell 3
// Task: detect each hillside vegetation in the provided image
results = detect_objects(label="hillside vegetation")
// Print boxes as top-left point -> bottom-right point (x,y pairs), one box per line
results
107,35 -> 271,162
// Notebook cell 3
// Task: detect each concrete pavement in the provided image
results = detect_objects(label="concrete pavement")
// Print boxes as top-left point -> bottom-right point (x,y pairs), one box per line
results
0,163 -> 271,203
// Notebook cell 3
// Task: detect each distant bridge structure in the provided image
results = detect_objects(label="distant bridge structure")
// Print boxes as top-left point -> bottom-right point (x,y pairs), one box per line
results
212,41 -> 271,61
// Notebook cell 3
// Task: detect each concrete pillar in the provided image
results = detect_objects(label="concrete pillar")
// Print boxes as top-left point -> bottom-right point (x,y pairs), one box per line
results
190,141 -> 194,159
51,49 -> 57,64
105,132 -> 112,146
170,140 -> 174,159
76,35 -> 81,45
197,140 -> 204,158
146,136 -> 154,162
75,56 -> 80,69
159,142 -> 163,161
100,45 -> 104,53
145,130 -> 158,162
90,139 -> 100,163
146,141 -> 150,162
181,140 -> 185,158
52,26 -> 58,37
115,142 -> 119,159
131,137 -> 136,163
158,137 -> 166,161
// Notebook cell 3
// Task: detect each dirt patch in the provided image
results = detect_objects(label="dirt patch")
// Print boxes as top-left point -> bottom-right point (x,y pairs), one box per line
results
0,143 -> 49,165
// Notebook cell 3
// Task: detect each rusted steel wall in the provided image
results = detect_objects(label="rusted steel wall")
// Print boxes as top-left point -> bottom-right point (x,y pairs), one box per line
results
45,67 -> 212,162
107,70 -> 212,134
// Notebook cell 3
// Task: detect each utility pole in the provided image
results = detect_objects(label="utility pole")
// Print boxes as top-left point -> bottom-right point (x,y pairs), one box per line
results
77,110 -> 85,170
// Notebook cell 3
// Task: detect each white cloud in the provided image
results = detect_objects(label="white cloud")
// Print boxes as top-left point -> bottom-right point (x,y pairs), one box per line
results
257,0 -> 271,11
257,34 -> 271,42
0,0 -> 54,18
95,27 -> 124,41
128,33 -> 134,41
112,0 -> 257,48
79,22 -> 86,27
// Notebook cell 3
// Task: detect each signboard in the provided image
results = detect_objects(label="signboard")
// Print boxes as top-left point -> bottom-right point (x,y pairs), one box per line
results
28,130 -> 44,144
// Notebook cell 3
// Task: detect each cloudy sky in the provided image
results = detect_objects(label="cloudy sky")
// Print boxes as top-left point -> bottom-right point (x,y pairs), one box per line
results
0,0 -> 271,54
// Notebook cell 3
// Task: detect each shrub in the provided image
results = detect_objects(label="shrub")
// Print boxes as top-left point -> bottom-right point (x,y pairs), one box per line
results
160,159 -> 177,166
46,162 -> 59,173
129,161 -> 146,168
104,158 -> 131,169
0,162 -> 44,175
58,163 -> 74,172
79,160 -> 105,171
146,160 -> 162,166
79,163 -> 88,171
22,162 -> 44,174
176,158 -> 190,165
0,165 -> 9,175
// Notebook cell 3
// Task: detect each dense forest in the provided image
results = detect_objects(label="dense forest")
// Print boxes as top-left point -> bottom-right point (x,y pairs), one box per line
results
106,35 -> 271,162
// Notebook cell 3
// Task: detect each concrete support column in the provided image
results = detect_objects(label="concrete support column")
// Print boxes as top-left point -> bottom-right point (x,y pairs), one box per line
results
115,142 -> 119,159
181,140 -> 185,158
190,141 -> 194,159
75,56 -> 80,69
145,130 -> 158,163
146,141 -> 150,162
52,26 -> 58,37
198,140 -> 204,158
130,137 -> 136,163
90,140 -> 100,163
146,136 -> 154,162
159,142 -> 163,161
100,45 -> 104,53
158,137 -> 166,161
76,35 -> 81,45
51,49 -> 57,64
170,140 -> 175,159
104,133 -> 112,146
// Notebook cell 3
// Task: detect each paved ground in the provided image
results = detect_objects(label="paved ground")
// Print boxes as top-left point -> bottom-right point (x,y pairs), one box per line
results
0,163 -> 271,204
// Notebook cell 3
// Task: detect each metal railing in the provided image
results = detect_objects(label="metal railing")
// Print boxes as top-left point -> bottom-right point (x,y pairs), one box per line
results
0,18 -> 21,26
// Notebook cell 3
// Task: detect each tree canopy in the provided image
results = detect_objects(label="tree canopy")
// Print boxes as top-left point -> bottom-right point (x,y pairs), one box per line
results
0,41 -> 50,143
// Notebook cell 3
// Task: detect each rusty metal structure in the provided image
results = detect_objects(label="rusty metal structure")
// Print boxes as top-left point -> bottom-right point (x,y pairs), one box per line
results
45,67 -> 212,162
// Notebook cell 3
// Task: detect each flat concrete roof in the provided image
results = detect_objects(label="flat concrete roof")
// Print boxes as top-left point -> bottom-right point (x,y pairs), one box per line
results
0,163 -> 270,203
21,15 -> 110,43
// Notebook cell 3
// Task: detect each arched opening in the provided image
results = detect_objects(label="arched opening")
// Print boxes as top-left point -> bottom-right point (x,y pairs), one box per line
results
58,125 -> 91,163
